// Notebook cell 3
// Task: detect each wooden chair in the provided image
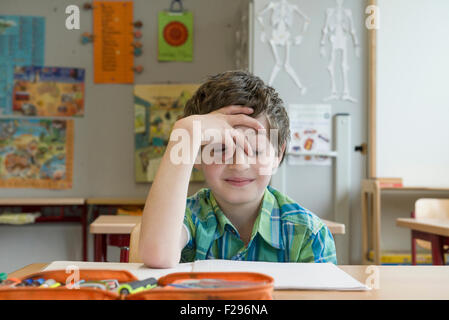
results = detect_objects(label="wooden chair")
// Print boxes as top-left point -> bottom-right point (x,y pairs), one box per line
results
129,222 -> 143,263
411,199 -> 449,265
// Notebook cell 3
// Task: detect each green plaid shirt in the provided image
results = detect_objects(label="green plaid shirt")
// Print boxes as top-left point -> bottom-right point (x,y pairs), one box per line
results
181,185 -> 337,264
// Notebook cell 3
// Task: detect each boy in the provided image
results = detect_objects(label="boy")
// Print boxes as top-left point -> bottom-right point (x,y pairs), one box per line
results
139,71 -> 337,268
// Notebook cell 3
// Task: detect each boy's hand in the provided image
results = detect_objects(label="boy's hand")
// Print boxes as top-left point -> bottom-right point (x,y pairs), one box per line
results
177,105 -> 265,157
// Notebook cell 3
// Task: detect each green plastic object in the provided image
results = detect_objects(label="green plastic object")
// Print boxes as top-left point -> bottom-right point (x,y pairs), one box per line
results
0,272 -> 7,281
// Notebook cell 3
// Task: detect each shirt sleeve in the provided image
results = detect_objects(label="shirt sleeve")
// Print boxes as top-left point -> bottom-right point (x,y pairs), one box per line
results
297,224 -> 338,264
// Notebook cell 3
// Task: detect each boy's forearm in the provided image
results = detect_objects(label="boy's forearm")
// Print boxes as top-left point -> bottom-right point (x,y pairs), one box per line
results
140,119 -> 199,267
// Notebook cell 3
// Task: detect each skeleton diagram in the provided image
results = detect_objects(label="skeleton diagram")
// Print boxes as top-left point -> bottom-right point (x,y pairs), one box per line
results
320,0 -> 360,103
257,0 -> 310,95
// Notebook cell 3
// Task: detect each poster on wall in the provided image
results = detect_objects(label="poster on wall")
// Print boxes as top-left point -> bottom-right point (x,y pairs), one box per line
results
320,0 -> 360,103
134,84 -> 203,182
12,66 -> 85,117
256,1 -> 310,95
0,15 -> 45,66
158,11 -> 193,62
0,119 -> 74,189
0,15 -> 45,115
287,104 -> 332,166
93,1 -> 134,83
0,62 -> 14,115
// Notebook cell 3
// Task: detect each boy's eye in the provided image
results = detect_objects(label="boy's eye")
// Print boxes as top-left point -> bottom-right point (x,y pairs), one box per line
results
213,144 -> 226,153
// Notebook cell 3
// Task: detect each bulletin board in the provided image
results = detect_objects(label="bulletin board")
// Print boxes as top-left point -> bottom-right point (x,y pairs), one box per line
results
0,0 -> 247,198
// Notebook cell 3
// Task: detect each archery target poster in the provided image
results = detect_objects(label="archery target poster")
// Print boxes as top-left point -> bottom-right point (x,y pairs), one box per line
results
158,11 -> 193,62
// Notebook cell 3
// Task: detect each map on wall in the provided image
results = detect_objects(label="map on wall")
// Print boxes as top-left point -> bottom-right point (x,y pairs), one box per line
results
134,84 -> 203,182
0,119 -> 73,189
12,66 -> 85,117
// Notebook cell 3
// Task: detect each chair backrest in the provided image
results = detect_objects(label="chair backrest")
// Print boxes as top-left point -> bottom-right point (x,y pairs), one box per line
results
129,222 -> 143,263
415,199 -> 449,219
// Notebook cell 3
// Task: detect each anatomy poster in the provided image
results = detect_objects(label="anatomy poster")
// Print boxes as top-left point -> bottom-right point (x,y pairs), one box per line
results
0,119 -> 73,189
288,104 -> 332,166
158,11 -> 193,62
93,1 -> 134,83
256,0 -> 310,94
12,66 -> 85,117
320,0 -> 360,103
134,84 -> 203,182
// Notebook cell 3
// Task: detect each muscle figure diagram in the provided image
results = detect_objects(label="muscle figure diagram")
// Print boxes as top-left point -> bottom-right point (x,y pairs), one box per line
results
257,0 -> 310,95
320,0 -> 360,103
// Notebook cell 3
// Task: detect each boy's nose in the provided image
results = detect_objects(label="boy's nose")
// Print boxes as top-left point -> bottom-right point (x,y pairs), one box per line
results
228,145 -> 251,170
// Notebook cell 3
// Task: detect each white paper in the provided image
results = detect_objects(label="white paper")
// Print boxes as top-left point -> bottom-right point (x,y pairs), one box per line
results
44,260 -> 369,291
192,260 -> 369,291
288,104 -> 332,166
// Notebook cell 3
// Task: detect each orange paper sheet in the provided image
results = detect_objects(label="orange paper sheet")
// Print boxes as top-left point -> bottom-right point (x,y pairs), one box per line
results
93,1 -> 134,83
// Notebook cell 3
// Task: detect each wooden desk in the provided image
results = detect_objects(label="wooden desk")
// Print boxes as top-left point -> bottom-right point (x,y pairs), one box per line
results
361,179 -> 449,265
397,217 -> 449,265
86,198 -> 145,262
0,198 -> 88,261
89,215 -> 345,263
90,215 -> 141,263
8,263 -> 449,299
397,218 -> 449,237
322,219 -> 345,235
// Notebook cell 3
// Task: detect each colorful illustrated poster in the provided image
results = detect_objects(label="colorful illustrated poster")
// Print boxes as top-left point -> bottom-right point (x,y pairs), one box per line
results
0,15 -> 45,66
0,61 -> 14,115
134,84 -> 203,182
288,104 -> 332,166
0,119 -> 73,189
93,1 -> 134,83
158,11 -> 193,62
0,15 -> 45,115
12,66 -> 85,117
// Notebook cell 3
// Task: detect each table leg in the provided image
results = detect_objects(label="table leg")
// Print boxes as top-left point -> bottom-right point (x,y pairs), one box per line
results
81,205 -> 88,261
94,234 -> 107,262
120,247 -> 129,263
101,234 -> 107,262
411,230 -> 417,265
430,235 -> 444,265
372,183 -> 381,265
361,189 -> 369,264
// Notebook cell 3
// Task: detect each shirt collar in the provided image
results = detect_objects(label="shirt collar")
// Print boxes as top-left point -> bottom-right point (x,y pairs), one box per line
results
207,187 -> 284,250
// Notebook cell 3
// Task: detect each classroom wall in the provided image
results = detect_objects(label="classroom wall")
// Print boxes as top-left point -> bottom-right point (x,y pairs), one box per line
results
251,0 -> 368,264
0,0 -> 248,273
0,0 -> 438,273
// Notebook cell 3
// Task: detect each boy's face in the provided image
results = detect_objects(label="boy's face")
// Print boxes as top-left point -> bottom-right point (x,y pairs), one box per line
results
194,114 -> 284,206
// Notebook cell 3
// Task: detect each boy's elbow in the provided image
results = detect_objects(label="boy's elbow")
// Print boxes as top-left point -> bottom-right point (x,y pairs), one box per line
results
139,244 -> 180,269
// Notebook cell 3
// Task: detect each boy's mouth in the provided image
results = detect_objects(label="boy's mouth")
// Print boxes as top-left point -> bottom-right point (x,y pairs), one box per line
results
224,177 -> 255,187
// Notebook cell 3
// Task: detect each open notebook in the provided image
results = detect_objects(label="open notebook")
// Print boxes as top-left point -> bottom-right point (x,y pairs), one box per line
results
44,260 -> 369,291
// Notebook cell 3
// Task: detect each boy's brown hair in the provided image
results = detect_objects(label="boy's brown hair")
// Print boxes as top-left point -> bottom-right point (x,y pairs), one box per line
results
183,70 -> 290,163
